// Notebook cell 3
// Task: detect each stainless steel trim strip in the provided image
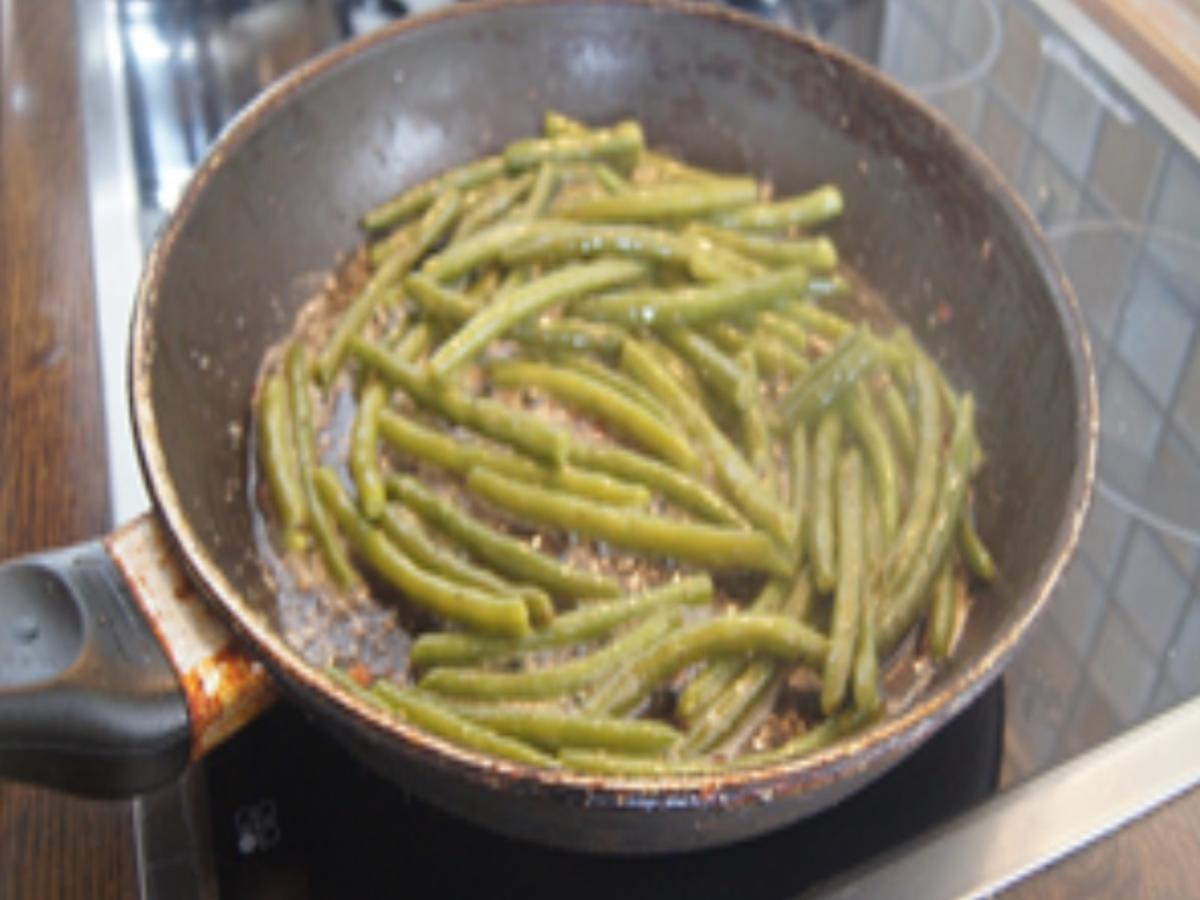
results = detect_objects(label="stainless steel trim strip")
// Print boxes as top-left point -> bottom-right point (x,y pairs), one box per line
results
1034,0 -> 1200,160
813,693 -> 1200,899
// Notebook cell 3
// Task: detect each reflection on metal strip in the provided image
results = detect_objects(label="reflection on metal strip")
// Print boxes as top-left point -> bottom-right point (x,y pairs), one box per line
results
812,693 -> 1200,899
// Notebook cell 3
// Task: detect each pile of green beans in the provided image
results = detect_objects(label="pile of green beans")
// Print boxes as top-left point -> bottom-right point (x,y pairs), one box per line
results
253,112 -> 997,776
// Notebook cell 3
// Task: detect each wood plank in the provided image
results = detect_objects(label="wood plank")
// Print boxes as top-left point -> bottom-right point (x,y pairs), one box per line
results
0,1 -> 135,897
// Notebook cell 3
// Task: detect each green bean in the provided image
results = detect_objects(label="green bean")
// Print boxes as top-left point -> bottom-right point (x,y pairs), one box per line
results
513,162 -> 560,221
368,679 -> 555,768
780,300 -> 854,342
705,321 -> 748,356
490,360 -> 699,472
377,408 -> 648,508
429,258 -> 646,379
466,467 -> 790,576
420,220 -> 534,283
350,338 -> 569,466
663,329 -> 753,412
880,380 -> 917,463
928,561 -> 958,662
451,706 -> 679,755
877,395 -> 976,653
620,339 -> 798,549
714,184 -> 844,231
363,156 -> 504,233
511,318 -> 627,356
675,579 -> 788,725
558,356 -> 674,423
376,503 -> 552,625
780,328 -> 877,426
568,440 -> 749,528
844,381 -> 900,542
318,189 -> 462,384
387,474 -> 621,599
822,448 -> 864,715
685,223 -> 839,272
420,611 -> 678,700
853,493 -> 883,714
316,469 -> 531,636
754,312 -> 810,357
959,496 -> 998,582
807,273 -> 851,299
690,670 -> 785,759
593,163 -> 631,194
410,575 -> 712,667
501,222 -> 696,267
404,272 -> 482,323
466,267 -> 500,301
349,380 -> 388,520
887,353 -> 943,587
504,120 -> 643,171
394,321 -> 432,362
453,172 -> 535,240
558,179 -> 758,222
286,345 -> 359,588
585,613 -> 828,716
578,265 -> 809,329
542,109 -> 588,138
257,373 -> 308,548
792,422 -> 811,556
808,413 -> 842,594
687,241 -> 766,284
750,332 -> 810,379
737,350 -> 773,483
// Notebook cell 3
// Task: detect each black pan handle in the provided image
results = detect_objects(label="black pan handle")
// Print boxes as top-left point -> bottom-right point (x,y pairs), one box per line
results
0,541 -> 192,797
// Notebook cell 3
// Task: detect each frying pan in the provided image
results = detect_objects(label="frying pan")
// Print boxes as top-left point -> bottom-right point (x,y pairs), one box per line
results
0,0 -> 1095,853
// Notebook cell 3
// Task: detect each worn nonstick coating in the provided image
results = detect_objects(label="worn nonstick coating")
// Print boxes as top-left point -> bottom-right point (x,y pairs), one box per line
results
131,0 -> 1095,853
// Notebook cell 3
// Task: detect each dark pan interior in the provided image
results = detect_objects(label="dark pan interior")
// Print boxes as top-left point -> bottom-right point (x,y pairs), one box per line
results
132,0 -> 1093,851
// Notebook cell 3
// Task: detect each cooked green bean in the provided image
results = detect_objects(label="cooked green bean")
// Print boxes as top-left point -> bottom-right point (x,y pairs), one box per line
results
705,320 -> 749,355
451,706 -> 679,755
429,258 -> 645,379
881,380 -> 917,462
454,172 -> 535,240
502,221 -> 695,267
663,329 -> 753,412
780,328 -> 877,425
318,189 -> 462,384
928,562 -> 958,662
844,382 -> 900,541
387,474 -> 621,599
393,321 -> 432,362
558,179 -> 758,222
376,408 -> 648,508
887,353 -> 944,587
568,440 -> 749,528
504,120 -> 643,171
369,679 -> 556,767
420,220 -> 534,283
467,467 -> 790,576
780,300 -> 854,342
789,422 -> 809,554
737,350 -> 773,483
490,360 -> 699,471
511,317 -> 627,356
877,395 -> 975,652
750,332 -> 810,379
350,338 -> 570,466
687,241 -> 766,284
822,448 -> 864,715
349,380 -> 387,520
585,613 -> 828,716
809,412 -> 842,594
578,265 -> 809,328
593,163 -> 631,194
959,496 -> 998,582
620,339 -> 798,549
377,503 -> 553,626
420,611 -> 678,700
316,469 -> 531,636
853,494 -> 883,714
410,576 -> 712,668
807,273 -> 851,299
405,272 -> 482,323
715,184 -> 844,231
685,223 -> 839,271
559,356 -> 674,423
754,311 -> 810,357
286,345 -> 358,588
675,579 -> 788,725
257,373 -> 307,548
514,162 -> 560,220
363,156 -> 504,233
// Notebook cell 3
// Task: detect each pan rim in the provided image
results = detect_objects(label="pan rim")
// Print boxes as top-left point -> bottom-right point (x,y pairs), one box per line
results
129,0 -> 1098,812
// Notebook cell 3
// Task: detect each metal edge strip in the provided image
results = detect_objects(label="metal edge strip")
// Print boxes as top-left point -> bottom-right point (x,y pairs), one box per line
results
812,693 -> 1200,899
1032,0 -> 1200,160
